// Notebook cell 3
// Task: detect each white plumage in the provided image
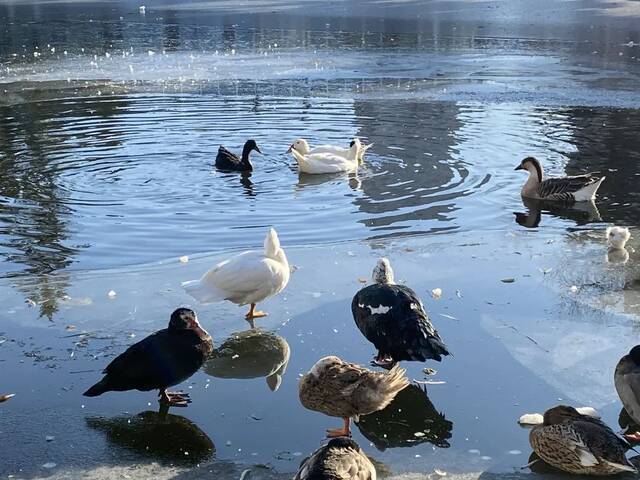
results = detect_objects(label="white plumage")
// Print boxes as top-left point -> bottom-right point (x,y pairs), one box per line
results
182,228 -> 290,320
606,226 -> 631,250
289,139 -> 362,174
288,138 -> 372,164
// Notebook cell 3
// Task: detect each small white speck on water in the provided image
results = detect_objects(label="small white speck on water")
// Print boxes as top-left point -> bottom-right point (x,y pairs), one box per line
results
431,288 -> 442,299
179,256 -> 189,263
333,329 -> 338,333
434,469 -> 447,477
414,454 -> 421,458
414,432 -> 425,437
107,290 -> 116,298
226,440 -> 232,446
570,285 -> 579,293
42,463 -> 57,469
45,435 -> 55,442
509,450 -> 522,455
468,449 -> 480,454
481,456 -> 492,461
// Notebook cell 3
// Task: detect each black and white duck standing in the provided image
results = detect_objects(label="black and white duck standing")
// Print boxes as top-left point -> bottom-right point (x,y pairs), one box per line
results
84,308 -> 213,407
514,156 -> 605,202
215,139 -> 262,172
351,258 -> 450,368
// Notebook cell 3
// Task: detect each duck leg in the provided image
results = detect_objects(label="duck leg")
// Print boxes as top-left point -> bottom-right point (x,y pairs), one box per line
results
158,389 -> 191,407
371,352 -> 395,369
326,418 -> 351,438
245,303 -> 268,320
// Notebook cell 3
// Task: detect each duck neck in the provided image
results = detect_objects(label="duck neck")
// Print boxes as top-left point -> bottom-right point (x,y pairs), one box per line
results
522,169 -> 541,196
241,144 -> 254,169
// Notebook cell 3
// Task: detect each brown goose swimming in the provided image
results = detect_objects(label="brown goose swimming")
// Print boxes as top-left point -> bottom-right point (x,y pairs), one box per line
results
299,356 -> 409,438
529,405 -> 635,475
351,258 -> 450,368
84,308 -> 213,407
515,157 -> 605,202
295,437 -> 376,480
215,139 -> 262,172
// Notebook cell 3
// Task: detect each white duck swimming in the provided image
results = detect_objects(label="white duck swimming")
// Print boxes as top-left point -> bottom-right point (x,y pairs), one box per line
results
182,228 -> 290,321
289,138 -> 361,174
288,138 -> 373,164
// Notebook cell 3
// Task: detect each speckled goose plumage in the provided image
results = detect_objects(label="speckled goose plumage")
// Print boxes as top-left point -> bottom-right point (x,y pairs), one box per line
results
529,405 -> 635,475
515,157 -> 605,202
351,258 -> 450,367
295,438 -> 376,480
299,356 -> 410,437
615,346 -> 640,439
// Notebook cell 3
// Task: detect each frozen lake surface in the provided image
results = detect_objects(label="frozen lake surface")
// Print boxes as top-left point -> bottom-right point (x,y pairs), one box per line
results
2,0 -> 640,478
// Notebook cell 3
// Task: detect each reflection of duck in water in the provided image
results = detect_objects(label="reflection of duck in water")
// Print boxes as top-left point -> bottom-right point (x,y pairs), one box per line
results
295,437 -> 376,480
514,196 -> 602,229
83,308 -> 213,407
514,157 -> 605,202
86,406 -> 214,466
203,329 -> 290,392
356,384 -> 452,451
528,405 -> 635,475
299,356 -> 409,438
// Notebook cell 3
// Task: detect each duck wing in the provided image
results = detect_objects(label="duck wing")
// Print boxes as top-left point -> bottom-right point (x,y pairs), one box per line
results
571,420 -> 635,470
538,175 -> 600,200
352,284 -> 450,362
341,363 -> 410,416
308,144 -> 350,157
101,329 -> 206,392
215,145 -> 240,169
295,439 -> 375,480
615,363 -> 640,425
201,251 -> 288,304
291,149 -> 356,174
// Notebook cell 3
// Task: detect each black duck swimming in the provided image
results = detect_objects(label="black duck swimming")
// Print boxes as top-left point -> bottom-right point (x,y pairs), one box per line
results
215,139 -> 261,171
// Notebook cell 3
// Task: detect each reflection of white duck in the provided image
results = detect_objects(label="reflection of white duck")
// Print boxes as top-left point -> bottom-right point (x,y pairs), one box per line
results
182,228 -> 290,321
289,139 -> 361,174
288,138 -> 373,163
607,226 -> 631,264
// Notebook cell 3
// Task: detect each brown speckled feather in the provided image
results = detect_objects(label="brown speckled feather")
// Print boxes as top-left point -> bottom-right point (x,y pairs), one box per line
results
299,356 -> 409,419
529,406 -> 635,475
295,438 -> 376,480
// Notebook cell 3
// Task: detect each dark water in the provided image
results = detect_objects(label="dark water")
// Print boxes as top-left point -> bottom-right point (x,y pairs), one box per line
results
2,1 -> 640,479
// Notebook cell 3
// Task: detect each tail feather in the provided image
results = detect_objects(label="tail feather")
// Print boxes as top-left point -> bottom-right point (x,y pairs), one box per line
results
574,176 -> 605,202
358,143 -> 373,162
182,279 -> 225,304
371,364 -> 410,409
84,378 -> 109,397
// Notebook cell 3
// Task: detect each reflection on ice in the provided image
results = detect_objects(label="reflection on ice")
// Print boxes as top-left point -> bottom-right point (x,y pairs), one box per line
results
203,329 -> 290,391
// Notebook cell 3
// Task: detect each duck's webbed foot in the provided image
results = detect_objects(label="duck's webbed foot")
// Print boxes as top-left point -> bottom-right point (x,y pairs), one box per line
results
159,389 -> 191,407
326,418 -> 351,438
371,353 -> 395,370
245,303 -> 268,320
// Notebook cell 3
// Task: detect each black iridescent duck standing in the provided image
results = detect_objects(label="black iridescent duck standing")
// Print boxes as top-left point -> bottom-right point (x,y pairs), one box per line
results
84,308 -> 213,407
215,139 -> 262,172
351,258 -> 450,368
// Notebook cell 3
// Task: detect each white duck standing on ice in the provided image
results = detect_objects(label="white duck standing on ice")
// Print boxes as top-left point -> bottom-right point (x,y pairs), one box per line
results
288,138 -> 372,164
289,138 -> 362,174
514,157 -> 605,202
182,228 -> 290,321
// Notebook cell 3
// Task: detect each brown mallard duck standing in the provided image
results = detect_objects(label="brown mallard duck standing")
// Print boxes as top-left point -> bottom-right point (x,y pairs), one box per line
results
529,405 -> 635,475
299,356 -> 409,438
84,308 -> 213,407
295,437 -> 376,480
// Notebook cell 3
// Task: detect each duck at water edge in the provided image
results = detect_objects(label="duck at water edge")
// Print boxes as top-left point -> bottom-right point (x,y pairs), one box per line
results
295,437 -> 376,480
351,258 -> 450,368
182,228 -> 290,322
299,356 -> 409,438
84,308 -> 213,407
